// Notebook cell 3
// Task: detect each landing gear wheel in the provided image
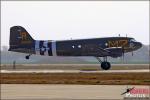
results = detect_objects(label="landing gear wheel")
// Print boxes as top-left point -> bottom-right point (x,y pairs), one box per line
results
95,57 -> 111,70
101,62 -> 111,70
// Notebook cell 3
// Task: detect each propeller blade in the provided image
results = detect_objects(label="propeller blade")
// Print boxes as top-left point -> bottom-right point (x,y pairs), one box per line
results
132,51 -> 133,56
122,47 -> 125,63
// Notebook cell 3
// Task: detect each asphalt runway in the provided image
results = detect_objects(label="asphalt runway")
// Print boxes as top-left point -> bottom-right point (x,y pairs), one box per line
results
1,64 -> 149,70
1,69 -> 149,73
1,84 -> 149,100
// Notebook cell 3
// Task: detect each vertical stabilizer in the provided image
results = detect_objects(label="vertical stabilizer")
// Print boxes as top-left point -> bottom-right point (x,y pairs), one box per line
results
9,26 -> 35,54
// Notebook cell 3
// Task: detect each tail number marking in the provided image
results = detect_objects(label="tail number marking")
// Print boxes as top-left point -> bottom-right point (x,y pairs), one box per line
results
20,32 -> 32,44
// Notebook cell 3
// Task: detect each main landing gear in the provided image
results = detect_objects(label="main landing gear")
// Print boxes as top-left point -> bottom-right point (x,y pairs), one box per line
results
25,54 -> 32,59
95,57 -> 111,70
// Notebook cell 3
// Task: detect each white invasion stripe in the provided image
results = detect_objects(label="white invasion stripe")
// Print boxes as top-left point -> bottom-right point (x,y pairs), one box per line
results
35,40 -> 40,55
51,41 -> 57,56
43,41 -> 48,56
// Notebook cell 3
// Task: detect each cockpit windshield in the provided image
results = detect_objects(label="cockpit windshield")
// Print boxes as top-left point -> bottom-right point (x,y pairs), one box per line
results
130,38 -> 136,42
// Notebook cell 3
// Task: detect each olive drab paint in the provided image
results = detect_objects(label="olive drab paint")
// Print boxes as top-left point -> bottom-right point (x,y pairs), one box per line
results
9,26 -> 142,58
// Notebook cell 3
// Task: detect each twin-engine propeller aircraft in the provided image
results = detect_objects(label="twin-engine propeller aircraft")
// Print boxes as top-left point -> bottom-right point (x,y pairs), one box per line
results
9,26 -> 142,70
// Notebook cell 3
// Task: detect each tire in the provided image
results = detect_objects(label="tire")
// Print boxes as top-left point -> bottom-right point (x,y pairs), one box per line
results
101,62 -> 111,70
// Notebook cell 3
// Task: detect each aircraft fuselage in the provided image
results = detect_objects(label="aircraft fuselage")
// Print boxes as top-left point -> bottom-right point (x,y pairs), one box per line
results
8,26 -> 142,70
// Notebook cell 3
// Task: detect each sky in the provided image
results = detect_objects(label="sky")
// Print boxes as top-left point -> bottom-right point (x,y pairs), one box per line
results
1,1 -> 149,46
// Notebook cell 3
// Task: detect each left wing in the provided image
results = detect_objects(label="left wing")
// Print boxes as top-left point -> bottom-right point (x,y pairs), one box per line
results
104,47 -> 123,58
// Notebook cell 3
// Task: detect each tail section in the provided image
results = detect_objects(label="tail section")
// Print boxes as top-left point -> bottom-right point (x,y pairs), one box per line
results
9,26 -> 35,54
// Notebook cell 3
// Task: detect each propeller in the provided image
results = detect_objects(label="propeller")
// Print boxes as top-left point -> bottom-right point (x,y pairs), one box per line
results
132,51 -> 133,56
122,47 -> 125,63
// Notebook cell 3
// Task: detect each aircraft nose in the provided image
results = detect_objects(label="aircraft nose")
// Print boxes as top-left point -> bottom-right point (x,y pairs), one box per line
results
134,42 -> 142,49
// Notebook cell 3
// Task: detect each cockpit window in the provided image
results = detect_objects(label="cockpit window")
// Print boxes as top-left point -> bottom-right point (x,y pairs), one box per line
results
130,38 -> 136,42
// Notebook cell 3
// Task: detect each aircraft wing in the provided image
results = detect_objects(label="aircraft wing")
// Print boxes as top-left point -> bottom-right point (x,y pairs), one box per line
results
121,91 -> 128,95
105,47 -> 123,57
97,47 -> 123,57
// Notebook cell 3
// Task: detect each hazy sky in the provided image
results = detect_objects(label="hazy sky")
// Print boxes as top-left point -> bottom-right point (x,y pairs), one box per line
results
1,1 -> 149,46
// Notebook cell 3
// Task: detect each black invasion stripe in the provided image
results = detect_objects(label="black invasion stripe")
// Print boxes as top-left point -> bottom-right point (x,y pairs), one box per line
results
48,42 -> 52,56
39,41 -> 44,55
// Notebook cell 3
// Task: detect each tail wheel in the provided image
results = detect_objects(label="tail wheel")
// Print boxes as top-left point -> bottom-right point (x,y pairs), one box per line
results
25,54 -> 32,59
25,56 -> 30,59
101,62 -> 111,70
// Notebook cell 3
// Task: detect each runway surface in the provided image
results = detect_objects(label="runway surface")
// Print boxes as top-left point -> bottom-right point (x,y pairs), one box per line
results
1,84 -> 149,100
1,69 -> 149,73
1,64 -> 149,71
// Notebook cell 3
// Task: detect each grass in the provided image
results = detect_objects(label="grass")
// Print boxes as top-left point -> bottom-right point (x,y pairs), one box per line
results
1,73 -> 150,85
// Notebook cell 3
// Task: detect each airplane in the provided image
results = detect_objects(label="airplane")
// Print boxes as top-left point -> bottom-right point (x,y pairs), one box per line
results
121,87 -> 135,95
8,26 -> 142,70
